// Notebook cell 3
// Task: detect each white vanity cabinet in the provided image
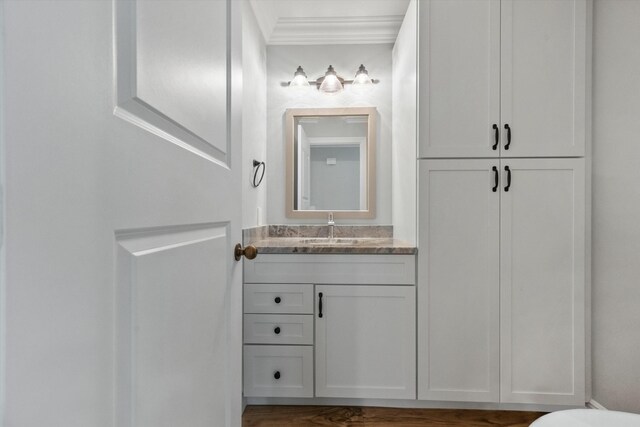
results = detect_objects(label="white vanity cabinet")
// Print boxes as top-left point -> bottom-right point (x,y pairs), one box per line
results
418,0 -> 589,158
243,253 -> 416,400
418,159 -> 586,405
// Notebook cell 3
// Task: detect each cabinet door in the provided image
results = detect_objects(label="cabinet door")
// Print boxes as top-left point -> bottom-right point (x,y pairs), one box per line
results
501,0 -> 588,157
418,0 -> 500,158
500,158 -> 585,405
315,285 -> 416,399
417,160 -> 500,402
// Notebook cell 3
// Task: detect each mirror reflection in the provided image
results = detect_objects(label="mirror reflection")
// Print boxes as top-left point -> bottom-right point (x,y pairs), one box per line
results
286,107 -> 376,219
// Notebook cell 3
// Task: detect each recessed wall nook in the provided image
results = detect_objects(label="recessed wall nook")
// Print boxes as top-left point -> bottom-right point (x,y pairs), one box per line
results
240,0 -> 598,419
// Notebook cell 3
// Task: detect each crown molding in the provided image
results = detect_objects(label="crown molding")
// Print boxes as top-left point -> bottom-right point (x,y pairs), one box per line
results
248,0 -> 278,42
268,15 -> 404,45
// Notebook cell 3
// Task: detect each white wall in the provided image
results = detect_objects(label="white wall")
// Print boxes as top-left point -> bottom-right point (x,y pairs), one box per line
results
592,0 -> 640,413
392,0 -> 417,244
266,44 -> 392,224
242,1 -> 267,228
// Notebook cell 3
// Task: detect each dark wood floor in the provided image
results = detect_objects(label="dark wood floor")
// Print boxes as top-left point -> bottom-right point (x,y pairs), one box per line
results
243,405 -> 546,427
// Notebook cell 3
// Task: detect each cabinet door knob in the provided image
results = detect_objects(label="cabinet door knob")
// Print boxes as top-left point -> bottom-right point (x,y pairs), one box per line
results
492,166 -> 499,192
274,296 -> 281,304
492,124 -> 499,150
318,292 -> 323,318
274,371 -> 281,380
504,124 -> 512,150
234,244 -> 258,261
274,326 -> 281,335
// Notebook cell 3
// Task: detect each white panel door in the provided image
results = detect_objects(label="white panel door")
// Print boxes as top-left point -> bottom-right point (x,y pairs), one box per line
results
500,158 -> 585,405
418,0 -> 500,158
501,0 -> 587,157
315,285 -> 416,399
3,1 -> 243,426
417,160 -> 500,402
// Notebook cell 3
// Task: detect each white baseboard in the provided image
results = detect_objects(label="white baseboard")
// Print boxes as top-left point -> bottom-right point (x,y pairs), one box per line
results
587,399 -> 607,410
245,397 -> 583,413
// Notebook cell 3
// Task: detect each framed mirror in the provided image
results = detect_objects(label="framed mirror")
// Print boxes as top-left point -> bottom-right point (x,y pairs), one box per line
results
285,107 -> 376,219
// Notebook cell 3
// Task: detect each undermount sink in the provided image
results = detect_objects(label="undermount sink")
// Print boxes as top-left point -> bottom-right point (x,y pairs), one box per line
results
300,238 -> 364,246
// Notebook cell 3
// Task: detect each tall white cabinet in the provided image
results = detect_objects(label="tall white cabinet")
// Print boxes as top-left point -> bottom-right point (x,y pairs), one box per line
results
417,0 -> 590,406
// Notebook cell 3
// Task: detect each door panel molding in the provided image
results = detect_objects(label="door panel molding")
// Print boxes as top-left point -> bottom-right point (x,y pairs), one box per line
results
115,223 -> 230,427
114,0 -> 231,165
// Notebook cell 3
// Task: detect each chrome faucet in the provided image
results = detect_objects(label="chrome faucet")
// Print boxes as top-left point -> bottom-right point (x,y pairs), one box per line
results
328,212 -> 335,240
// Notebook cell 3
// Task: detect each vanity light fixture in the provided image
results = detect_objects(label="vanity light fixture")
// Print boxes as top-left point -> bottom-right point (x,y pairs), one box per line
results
288,66 -> 310,87
318,65 -> 344,94
352,64 -> 373,86
284,64 -> 378,93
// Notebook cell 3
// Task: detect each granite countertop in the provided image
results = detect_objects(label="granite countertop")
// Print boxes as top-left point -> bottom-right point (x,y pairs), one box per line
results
251,237 -> 416,254
244,225 -> 417,255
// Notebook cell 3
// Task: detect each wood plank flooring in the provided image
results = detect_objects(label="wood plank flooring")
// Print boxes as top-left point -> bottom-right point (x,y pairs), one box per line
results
242,406 -> 546,427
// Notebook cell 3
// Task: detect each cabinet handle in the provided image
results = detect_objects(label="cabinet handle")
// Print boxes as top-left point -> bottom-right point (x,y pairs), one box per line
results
492,166 -> 499,192
504,166 -> 512,192
274,326 -> 281,335
318,292 -> 323,318
274,371 -> 281,380
492,124 -> 499,150
274,296 -> 281,304
504,124 -> 512,150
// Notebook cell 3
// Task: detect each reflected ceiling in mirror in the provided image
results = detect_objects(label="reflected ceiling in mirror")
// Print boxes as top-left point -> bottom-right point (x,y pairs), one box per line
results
285,107 -> 376,219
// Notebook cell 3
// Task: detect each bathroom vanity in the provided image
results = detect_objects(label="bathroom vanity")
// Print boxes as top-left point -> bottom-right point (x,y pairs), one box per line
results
242,226 -> 416,400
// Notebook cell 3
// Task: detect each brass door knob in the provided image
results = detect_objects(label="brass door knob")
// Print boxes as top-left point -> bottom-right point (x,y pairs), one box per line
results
234,244 -> 258,261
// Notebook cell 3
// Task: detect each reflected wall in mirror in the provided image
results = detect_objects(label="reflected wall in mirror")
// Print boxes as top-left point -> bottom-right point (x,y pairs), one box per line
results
285,107 -> 377,219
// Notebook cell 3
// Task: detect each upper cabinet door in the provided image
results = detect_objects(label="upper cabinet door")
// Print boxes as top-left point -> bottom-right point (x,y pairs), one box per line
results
418,0 -> 500,158
501,0 -> 588,157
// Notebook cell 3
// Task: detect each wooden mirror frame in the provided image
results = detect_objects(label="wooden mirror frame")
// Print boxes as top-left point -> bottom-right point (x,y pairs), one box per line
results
285,107 -> 377,219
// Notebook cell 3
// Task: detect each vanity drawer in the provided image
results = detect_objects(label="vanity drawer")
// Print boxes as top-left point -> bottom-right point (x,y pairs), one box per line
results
243,345 -> 313,397
244,284 -> 314,314
244,314 -> 314,345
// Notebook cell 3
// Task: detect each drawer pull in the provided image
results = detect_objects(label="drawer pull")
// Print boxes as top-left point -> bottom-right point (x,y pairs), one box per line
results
318,292 -> 323,318
492,124 -> 499,150
274,326 -> 281,335
274,371 -> 281,380
274,296 -> 282,304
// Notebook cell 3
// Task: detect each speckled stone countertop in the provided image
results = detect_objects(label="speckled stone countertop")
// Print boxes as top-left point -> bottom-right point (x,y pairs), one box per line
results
243,225 -> 417,255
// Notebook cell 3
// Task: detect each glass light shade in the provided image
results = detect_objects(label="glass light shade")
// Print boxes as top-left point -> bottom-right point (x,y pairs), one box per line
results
353,64 -> 372,86
319,65 -> 343,94
289,66 -> 309,87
